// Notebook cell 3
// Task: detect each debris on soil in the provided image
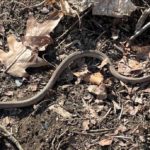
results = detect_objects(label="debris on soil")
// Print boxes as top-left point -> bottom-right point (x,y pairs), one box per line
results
0,0 -> 150,150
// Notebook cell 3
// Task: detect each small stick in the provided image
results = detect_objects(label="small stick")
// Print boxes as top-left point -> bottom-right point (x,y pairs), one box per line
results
129,22 -> 150,43
98,108 -> 112,123
56,7 -> 92,41
3,48 -> 28,74
11,0 -> 45,8
0,124 -> 23,150
135,8 -> 150,32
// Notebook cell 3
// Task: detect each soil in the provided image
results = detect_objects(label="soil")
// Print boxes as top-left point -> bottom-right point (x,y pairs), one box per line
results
0,0 -> 150,150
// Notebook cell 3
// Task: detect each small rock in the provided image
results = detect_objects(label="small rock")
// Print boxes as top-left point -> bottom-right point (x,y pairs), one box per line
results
41,7 -> 49,14
15,78 -> 23,87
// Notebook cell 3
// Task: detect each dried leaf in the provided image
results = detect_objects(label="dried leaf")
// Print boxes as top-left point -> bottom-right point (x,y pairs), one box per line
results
60,0 -> 77,16
0,35 -> 48,77
74,70 -> 104,85
128,59 -> 142,71
88,84 -> 107,100
83,102 -> 99,120
4,91 -> 14,96
99,137 -> 113,146
49,104 -> 73,119
92,0 -> 137,18
114,124 -> 127,135
82,119 -> 90,131
24,10 -> 63,50
2,117 -> 15,126
98,58 -> 109,69
118,58 -> 142,75
28,84 -> 38,92
73,69 -> 89,78
45,0 -> 56,5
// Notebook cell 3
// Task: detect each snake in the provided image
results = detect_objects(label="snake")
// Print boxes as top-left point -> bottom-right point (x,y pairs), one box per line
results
0,50 -> 150,109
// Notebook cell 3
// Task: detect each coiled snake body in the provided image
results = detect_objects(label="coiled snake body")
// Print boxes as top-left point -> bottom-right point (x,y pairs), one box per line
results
0,50 -> 150,109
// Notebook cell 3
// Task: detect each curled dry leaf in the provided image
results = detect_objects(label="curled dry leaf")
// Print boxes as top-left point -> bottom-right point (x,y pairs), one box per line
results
88,84 -> 107,100
99,137 -> 113,146
23,10 -> 64,50
0,35 -> 48,77
92,0 -> 137,18
74,70 -> 104,85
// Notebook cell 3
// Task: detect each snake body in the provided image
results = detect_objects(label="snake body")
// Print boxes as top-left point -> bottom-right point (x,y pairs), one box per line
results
0,50 -> 150,109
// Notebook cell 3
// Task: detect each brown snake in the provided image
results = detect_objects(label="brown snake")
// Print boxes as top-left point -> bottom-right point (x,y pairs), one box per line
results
0,50 -> 150,109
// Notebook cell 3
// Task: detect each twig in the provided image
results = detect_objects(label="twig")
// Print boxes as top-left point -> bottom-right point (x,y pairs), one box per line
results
11,0 -> 45,8
30,0 -> 45,8
98,108 -> 112,123
105,134 -> 133,140
129,22 -> 150,43
3,48 -> 28,74
135,8 -> 150,32
56,7 -> 92,41
0,124 -> 23,150
129,7 -> 150,44
88,128 -> 114,133
118,104 -> 123,120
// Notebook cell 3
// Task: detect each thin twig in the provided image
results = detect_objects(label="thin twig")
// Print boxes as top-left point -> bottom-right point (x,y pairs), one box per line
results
11,0 -> 45,8
4,48 -> 28,74
30,0 -> 45,8
0,124 -> 23,150
98,108 -> 112,123
135,8 -> 150,32
56,7 -> 92,41
129,22 -> 150,43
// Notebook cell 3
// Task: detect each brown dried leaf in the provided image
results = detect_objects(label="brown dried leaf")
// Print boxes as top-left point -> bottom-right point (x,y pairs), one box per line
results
118,58 -> 142,75
4,91 -> 14,96
60,0 -> 77,16
49,104 -> 73,119
92,0 -> 137,18
0,35 -> 48,77
84,72 -> 104,85
128,59 -> 142,71
24,10 -> 63,50
98,58 -> 109,69
45,0 -> 56,5
88,84 -> 107,100
2,117 -> 15,126
74,70 -> 104,85
114,124 -> 127,135
99,137 -> 113,146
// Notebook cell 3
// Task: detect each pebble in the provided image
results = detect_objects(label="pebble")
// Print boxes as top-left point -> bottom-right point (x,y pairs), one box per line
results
40,7 -> 49,14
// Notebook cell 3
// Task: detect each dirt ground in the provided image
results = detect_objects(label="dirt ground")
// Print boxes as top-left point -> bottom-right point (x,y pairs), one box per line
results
0,0 -> 150,150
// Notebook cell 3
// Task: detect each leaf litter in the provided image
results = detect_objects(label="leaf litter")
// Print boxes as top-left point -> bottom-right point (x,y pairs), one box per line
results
0,0 -> 150,150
